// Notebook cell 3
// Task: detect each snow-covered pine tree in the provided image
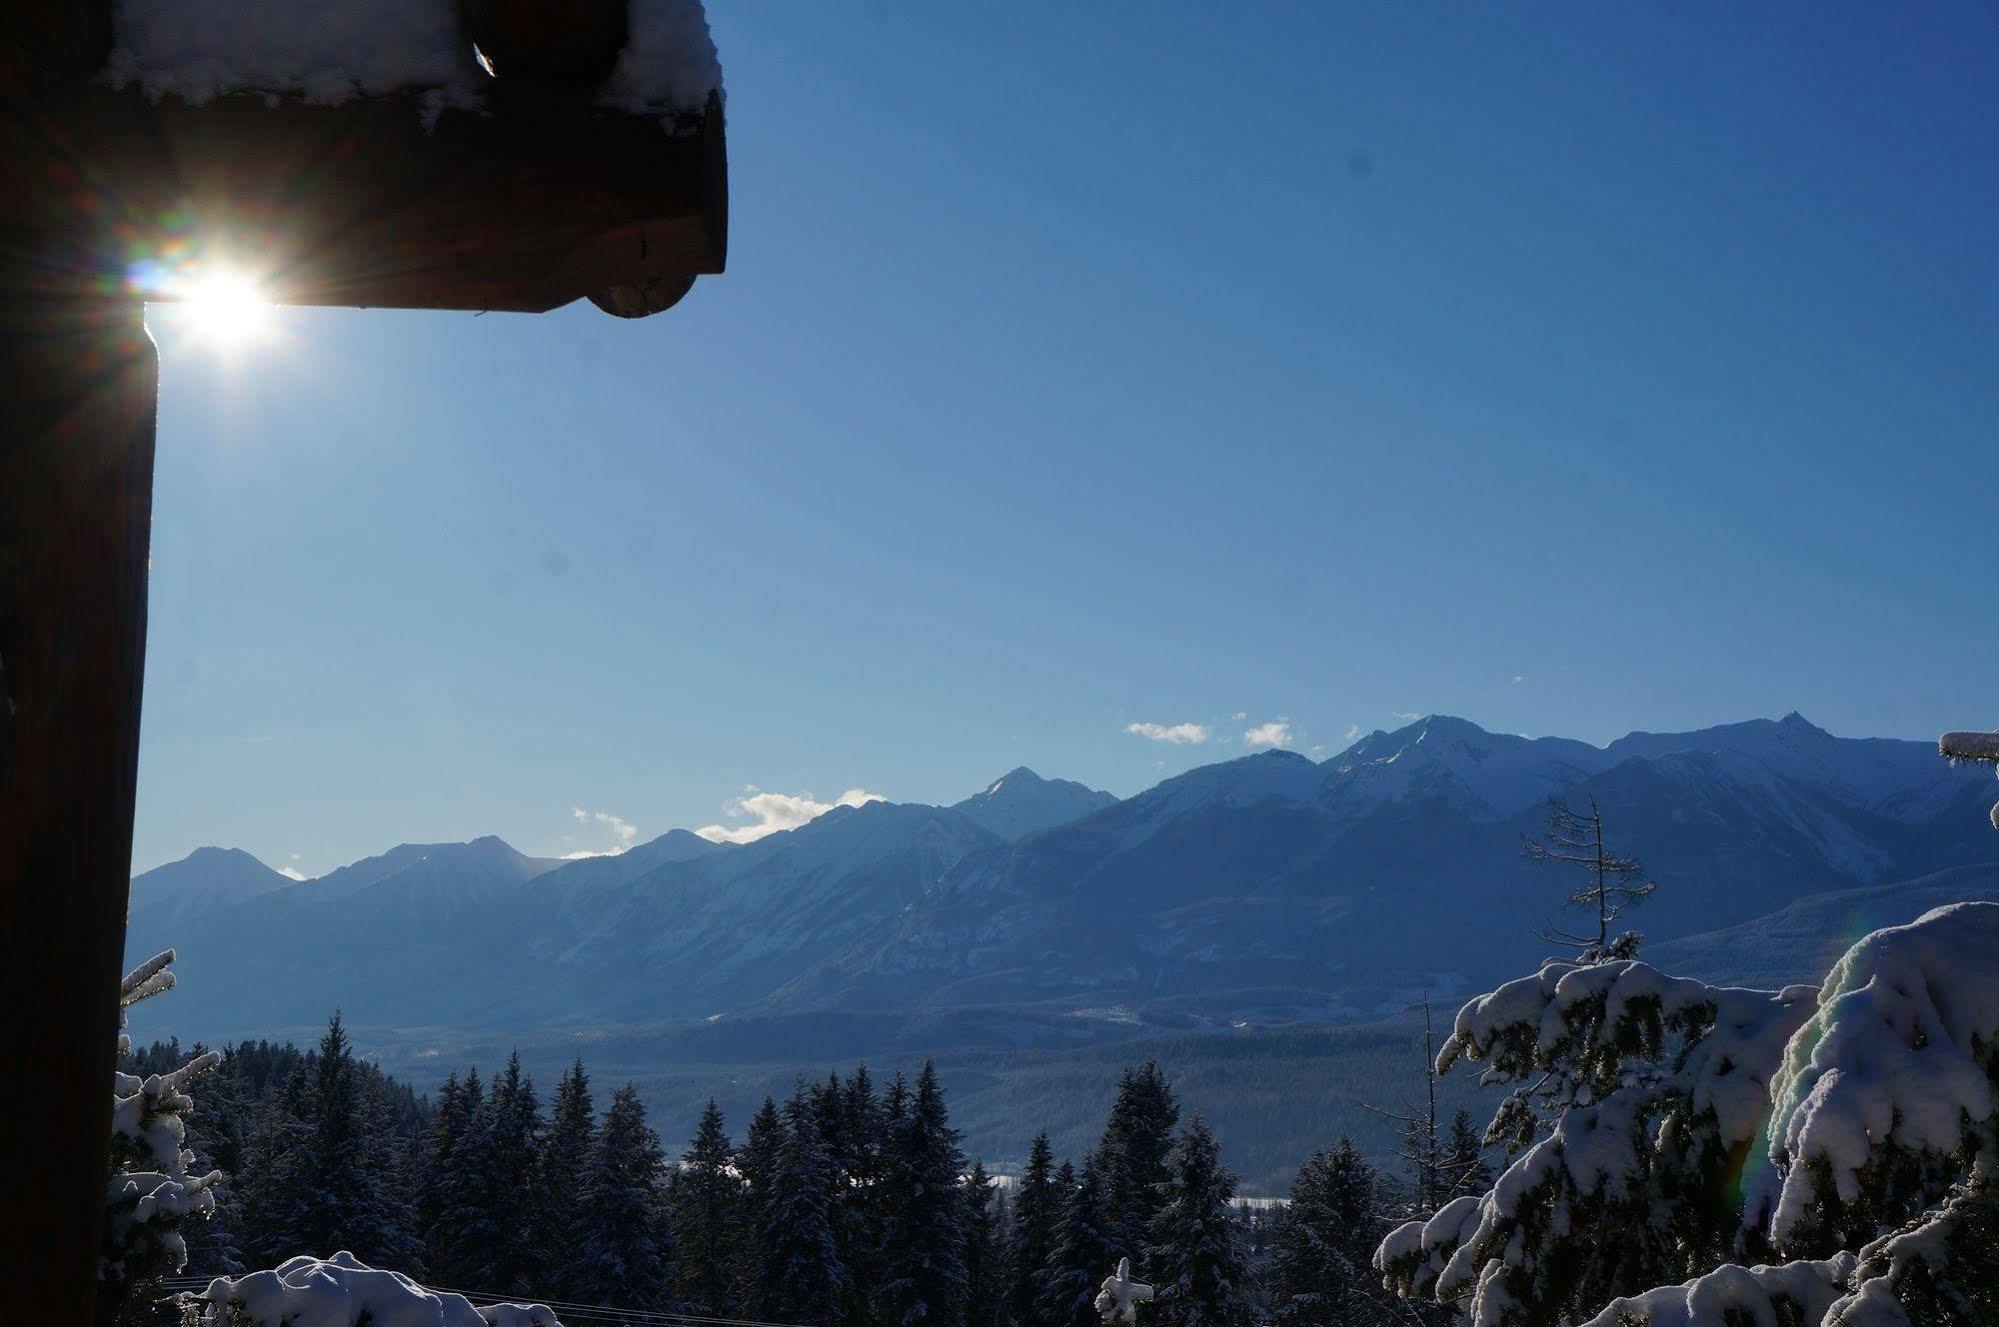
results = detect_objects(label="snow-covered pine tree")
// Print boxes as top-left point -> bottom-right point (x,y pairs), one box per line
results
415,1071 -> 475,1280
1098,1063 -> 1180,1270
441,1068 -> 508,1287
539,1061 -> 596,1299
1039,1154 -> 1119,1327
235,1059 -> 316,1266
1270,1138 -> 1389,1327
964,1161 -> 1008,1327
879,1061 -> 969,1327
735,1095 -> 784,1312
236,1014 -> 416,1271
671,1099 -> 744,1317
488,1053 -> 553,1296
565,1083 -> 672,1309
839,1064 -> 887,1327
1573,901 -> 1999,1327
1377,890 -> 1999,1327
100,950 -> 222,1327
1522,795 -> 1654,961
1006,1131 -> 1060,1327
1143,1115 -> 1251,1327
757,1087 -> 851,1324
813,1070 -> 877,1327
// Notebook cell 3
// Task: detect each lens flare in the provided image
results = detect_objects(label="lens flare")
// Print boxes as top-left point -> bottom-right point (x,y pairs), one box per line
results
181,269 -> 272,346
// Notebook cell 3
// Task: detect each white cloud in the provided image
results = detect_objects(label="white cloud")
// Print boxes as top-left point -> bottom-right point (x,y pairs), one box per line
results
1231,711 -> 1247,721
1244,719 -> 1294,750
278,865 -> 307,881
1344,724 -> 1361,742
697,787 -> 884,845
1125,721 -> 1210,745
569,806 -> 640,855
1511,674 -> 1527,685
1394,711 -> 1420,722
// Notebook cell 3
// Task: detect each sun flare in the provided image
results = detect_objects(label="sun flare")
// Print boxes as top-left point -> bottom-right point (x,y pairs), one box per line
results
180,270 -> 272,346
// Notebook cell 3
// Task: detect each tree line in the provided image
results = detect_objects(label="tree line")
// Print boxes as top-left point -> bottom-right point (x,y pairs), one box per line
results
126,1019 -> 1492,1327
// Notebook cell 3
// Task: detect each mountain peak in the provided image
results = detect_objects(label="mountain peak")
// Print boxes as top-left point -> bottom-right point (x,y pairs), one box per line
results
129,845 -> 292,924
953,767 -> 1116,842
982,766 -> 1045,794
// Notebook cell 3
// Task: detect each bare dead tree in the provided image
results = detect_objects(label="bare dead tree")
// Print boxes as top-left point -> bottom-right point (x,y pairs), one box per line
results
1364,996 -> 1443,1216
1522,795 -> 1654,960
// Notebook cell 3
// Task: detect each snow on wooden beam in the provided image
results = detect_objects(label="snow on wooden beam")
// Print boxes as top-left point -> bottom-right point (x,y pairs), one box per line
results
0,0 -> 726,317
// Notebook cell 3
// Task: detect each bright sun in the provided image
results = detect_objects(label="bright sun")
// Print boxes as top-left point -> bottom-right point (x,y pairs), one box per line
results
180,270 -> 272,346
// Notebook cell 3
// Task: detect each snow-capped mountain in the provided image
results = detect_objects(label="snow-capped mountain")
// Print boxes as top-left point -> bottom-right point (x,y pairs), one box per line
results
125,718 -> 1999,1043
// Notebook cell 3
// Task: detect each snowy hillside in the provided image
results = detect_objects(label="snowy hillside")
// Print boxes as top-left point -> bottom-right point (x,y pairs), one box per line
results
125,718 -> 1999,1044
1645,861 -> 1999,988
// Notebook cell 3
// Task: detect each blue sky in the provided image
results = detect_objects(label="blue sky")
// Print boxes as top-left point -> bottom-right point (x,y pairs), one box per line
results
133,3 -> 1999,873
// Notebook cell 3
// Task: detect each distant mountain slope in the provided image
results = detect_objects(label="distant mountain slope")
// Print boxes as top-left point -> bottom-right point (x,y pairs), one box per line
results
125,719 -> 1999,1046
1646,862 -> 1999,989
128,846 -> 294,928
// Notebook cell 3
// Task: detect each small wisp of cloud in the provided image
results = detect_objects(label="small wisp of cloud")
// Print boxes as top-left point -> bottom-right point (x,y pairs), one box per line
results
697,787 -> 884,845
1126,721 -> 1210,745
1243,719 -> 1294,750
564,806 -> 641,858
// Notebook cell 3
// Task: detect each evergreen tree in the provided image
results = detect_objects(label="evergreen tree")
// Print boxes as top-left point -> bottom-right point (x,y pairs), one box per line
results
236,1060 -> 315,1265
672,1099 -> 744,1316
486,1052 -> 551,1294
414,1071 -> 470,1277
839,1064 -> 887,1327
1098,1062 -> 1179,1268
735,1095 -> 785,1310
566,1083 -> 672,1309
1145,1116 -> 1250,1327
1442,1107 -> 1491,1202
963,1161 -> 1006,1327
443,1070 -> 508,1287
758,1089 -> 851,1323
813,1070 -> 874,1327
1271,1138 -> 1387,1327
238,1015 -> 413,1269
1005,1132 -> 1060,1327
1038,1154 -> 1118,1327
541,1060 -> 597,1298
878,1062 -> 968,1327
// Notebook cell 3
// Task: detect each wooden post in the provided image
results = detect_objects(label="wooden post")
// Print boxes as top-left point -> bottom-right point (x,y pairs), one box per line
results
0,292 -> 159,1326
0,3 -> 724,1316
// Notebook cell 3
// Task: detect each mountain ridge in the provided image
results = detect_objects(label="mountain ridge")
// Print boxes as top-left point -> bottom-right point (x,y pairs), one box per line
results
127,714 -> 1999,1044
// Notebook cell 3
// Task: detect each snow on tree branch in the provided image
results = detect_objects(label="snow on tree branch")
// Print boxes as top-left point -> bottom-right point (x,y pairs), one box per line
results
181,1252 -> 562,1327
1939,730 -> 1999,828
1751,901 -> 1999,1255
1446,902 -> 1999,1327
1377,960 -> 1817,1326
104,949 -> 223,1327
